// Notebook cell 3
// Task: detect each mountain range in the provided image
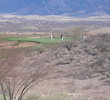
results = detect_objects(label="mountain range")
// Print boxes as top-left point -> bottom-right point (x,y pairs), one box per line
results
0,0 -> 110,16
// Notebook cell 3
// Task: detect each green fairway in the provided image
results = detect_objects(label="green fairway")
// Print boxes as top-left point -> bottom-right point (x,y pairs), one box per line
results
4,36 -> 72,44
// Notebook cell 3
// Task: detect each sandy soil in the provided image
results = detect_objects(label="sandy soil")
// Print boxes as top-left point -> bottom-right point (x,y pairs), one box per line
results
0,41 -> 37,49
88,27 -> 110,35
30,78 -> 110,100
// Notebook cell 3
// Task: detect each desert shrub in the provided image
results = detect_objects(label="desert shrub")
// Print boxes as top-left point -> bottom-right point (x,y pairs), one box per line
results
63,42 -> 73,51
32,45 -> 45,53
25,93 -> 68,100
36,47 -> 44,53
39,94 -> 68,100
63,26 -> 87,40
24,94 -> 41,100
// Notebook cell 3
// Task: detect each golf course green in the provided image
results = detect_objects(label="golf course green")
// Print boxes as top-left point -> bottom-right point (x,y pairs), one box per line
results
4,36 -> 72,44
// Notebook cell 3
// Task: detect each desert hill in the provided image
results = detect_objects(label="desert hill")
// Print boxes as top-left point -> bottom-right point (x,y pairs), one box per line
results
22,33 -> 110,99
0,0 -> 110,16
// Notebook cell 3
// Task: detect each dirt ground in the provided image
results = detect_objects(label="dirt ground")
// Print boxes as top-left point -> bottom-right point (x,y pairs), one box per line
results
29,78 -> 110,100
88,27 -> 110,35
0,41 -> 37,49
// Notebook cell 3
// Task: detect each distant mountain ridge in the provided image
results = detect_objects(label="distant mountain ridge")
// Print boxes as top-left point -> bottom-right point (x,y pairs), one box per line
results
0,0 -> 110,16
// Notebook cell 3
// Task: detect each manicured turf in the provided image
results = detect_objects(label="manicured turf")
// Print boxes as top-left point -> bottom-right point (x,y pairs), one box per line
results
4,37 -> 72,44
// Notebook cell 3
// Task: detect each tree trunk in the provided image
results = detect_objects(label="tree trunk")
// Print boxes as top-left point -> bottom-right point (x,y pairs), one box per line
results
0,82 -> 7,100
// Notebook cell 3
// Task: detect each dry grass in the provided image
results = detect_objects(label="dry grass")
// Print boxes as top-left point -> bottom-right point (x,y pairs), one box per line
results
88,27 -> 110,35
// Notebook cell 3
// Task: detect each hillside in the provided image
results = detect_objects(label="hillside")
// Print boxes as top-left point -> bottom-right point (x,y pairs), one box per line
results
0,33 -> 110,100
22,33 -> 110,99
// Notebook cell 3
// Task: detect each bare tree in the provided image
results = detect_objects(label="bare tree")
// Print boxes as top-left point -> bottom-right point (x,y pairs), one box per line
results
63,26 -> 87,40
0,50 -> 53,100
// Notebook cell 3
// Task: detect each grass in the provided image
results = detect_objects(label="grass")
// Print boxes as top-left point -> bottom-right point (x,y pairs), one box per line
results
0,95 -> 9,100
0,95 -> 3,100
40,93 -> 68,100
4,36 -> 72,44
25,93 -> 68,100
0,36 -> 72,52
32,44 -> 45,53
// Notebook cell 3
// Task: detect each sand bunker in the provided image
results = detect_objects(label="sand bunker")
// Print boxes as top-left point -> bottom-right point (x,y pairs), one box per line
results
0,41 -> 37,49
